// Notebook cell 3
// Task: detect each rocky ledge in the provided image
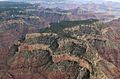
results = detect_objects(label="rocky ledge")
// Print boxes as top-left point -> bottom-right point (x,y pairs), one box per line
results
1,19 -> 120,79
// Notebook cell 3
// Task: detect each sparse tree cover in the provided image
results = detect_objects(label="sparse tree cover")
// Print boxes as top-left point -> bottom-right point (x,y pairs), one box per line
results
49,19 -> 98,33
0,1 -> 120,79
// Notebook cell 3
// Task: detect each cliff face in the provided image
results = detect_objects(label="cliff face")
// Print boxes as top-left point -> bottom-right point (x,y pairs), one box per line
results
1,19 -> 120,79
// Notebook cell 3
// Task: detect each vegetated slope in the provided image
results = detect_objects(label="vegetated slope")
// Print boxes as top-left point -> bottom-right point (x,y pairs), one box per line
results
1,19 -> 120,79
0,17 -> 49,78
0,2 -> 49,78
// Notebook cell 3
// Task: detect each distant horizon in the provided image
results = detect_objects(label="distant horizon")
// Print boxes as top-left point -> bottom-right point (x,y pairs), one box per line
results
0,0 -> 120,3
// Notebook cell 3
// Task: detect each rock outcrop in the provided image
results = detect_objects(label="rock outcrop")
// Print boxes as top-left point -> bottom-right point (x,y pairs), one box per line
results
1,19 -> 120,79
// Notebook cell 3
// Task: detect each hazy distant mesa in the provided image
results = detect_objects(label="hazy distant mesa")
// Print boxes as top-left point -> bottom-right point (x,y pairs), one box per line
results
0,0 -> 120,3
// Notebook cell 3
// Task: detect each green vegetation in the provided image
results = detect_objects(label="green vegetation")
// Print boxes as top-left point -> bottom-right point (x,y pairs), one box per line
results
52,19 -> 98,33
40,19 -> 98,33
24,37 -> 39,44
39,19 -> 98,38
48,60 -> 79,72
0,29 -> 6,33
23,51 -> 32,59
